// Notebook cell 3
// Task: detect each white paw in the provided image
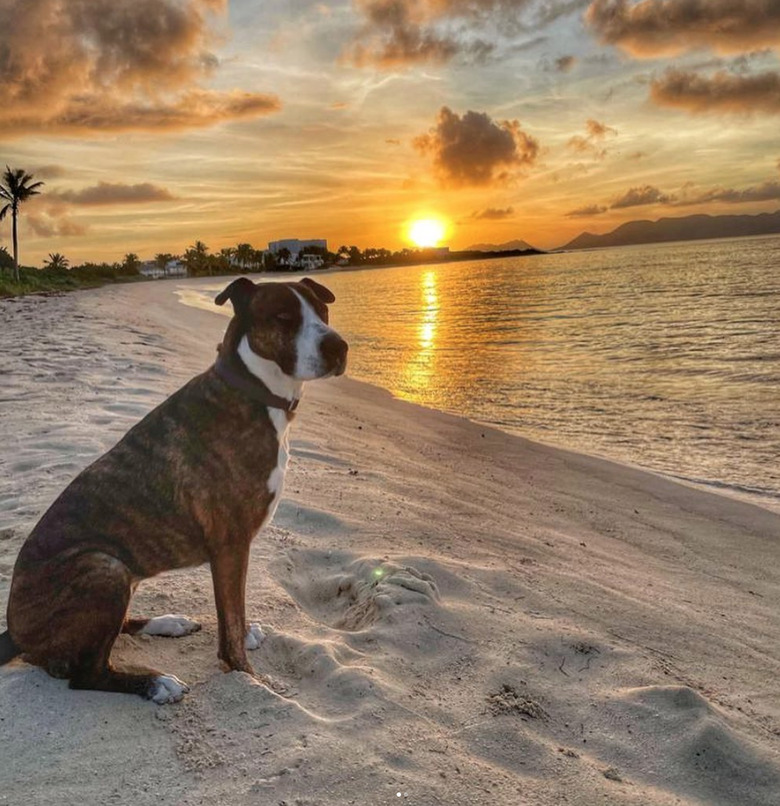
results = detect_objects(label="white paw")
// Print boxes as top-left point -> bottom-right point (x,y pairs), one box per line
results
141,614 -> 202,638
149,674 -> 189,704
245,623 -> 266,651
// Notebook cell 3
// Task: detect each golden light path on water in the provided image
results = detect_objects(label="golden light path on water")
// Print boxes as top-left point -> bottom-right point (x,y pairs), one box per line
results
406,270 -> 439,393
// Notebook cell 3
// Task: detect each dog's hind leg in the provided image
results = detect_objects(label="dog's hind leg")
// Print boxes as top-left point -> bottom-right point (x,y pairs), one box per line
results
12,550 -> 189,704
122,615 -> 202,637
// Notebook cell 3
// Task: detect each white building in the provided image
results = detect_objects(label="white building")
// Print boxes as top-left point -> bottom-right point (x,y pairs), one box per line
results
268,239 -> 327,259
139,259 -> 188,279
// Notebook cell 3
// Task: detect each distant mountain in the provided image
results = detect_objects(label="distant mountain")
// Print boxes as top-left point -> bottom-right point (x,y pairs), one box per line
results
465,238 -> 537,252
561,209 -> 780,251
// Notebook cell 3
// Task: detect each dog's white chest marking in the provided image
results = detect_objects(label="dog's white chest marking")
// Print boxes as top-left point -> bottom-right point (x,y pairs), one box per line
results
263,407 -> 290,527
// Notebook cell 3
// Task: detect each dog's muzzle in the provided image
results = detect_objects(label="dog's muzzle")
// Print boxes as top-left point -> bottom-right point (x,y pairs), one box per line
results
321,332 -> 349,376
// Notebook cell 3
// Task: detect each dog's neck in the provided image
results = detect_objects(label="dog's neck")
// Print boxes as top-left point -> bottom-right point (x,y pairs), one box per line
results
236,335 -> 303,405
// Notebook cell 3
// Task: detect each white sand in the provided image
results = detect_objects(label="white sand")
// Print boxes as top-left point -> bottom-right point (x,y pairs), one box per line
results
1,279 -> 779,806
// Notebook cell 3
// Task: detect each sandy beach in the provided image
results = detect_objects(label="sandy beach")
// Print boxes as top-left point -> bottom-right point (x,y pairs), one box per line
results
1,278 -> 779,806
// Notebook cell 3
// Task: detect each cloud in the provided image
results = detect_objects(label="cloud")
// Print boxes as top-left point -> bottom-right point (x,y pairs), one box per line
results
3,90 -> 281,138
346,0 -> 586,68
31,165 -> 68,180
555,55 -> 577,72
413,107 -> 539,187
566,204 -> 607,216
650,69 -> 780,115
26,212 -> 88,239
0,0 -> 281,139
471,206 -> 515,220
610,184 -> 673,208
566,118 -> 617,159
51,182 -> 176,206
346,0 -> 485,68
585,0 -> 780,59
676,180 -> 780,205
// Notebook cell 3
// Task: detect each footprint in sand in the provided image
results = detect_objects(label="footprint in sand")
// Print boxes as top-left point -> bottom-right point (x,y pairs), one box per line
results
270,549 -> 440,631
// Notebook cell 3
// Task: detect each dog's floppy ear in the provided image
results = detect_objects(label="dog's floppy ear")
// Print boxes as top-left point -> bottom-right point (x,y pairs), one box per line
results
215,277 -> 256,320
300,277 -> 335,304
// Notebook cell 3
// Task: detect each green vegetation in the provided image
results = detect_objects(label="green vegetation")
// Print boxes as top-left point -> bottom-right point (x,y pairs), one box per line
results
0,261 -> 142,298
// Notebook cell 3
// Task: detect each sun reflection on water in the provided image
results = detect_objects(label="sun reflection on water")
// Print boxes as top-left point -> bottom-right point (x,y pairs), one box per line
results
405,269 -> 439,391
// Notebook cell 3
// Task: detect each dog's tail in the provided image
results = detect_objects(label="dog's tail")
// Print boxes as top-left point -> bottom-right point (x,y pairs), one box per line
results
0,630 -> 20,665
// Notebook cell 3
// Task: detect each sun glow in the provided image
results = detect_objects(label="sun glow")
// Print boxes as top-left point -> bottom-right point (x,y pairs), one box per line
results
407,218 -> 447,248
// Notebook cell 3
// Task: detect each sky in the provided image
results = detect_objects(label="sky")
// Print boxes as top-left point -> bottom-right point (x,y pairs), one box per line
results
2,0 -> 780,265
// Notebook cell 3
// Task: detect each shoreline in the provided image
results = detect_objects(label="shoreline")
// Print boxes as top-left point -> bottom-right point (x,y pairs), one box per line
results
2,282 -> 779,805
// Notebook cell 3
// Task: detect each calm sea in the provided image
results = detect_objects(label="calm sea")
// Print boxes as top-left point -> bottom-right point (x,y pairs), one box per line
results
183,234 -> 780,512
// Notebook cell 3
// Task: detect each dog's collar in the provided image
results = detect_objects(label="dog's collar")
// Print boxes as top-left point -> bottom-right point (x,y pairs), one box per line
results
213,353 -> 300,413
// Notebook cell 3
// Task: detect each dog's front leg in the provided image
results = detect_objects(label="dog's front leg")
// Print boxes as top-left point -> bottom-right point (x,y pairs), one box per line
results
210,543 -> 253,674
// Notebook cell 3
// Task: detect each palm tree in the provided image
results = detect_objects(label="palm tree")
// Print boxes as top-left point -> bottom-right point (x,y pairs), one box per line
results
154,252 -> 174,271
0,166 -> 44,282
183,240 -> 210,276
122,253 -> 140,274
235,243 -> 253,270
44,252 -> 69,270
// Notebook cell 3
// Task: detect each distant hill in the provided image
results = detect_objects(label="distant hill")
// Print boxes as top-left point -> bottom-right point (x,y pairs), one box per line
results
465,238 -> 537,252
561,209 -> 780,251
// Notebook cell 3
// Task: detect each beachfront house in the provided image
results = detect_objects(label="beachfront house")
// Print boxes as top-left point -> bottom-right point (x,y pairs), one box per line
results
268,238 -> 328,269
138,259 -> 188,279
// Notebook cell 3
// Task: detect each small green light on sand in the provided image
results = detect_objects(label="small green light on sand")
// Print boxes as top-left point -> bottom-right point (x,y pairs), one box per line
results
373,568 -> 385,579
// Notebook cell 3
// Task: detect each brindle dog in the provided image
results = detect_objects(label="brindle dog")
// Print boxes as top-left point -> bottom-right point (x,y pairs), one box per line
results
0,277 -> 347,703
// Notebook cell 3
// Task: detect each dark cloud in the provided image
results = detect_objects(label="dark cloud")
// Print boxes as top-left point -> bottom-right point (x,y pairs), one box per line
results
555,55 -> 577,72
650,69 -> 780,115
676,180 -> 780,205
610,184 -> 673,208
585,0 -> 780,58
346,0 -> 585,68
0,0 -> 280,139
566,204 -> 607,217
566,118 -> 617,159
3,90 -> 281,138
52,182 -> 176,206
413,107 -> 539,187
471,206 -> 515,220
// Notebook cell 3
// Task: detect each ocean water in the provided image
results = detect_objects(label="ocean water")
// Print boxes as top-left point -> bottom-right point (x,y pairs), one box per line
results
183,234 -> 780,511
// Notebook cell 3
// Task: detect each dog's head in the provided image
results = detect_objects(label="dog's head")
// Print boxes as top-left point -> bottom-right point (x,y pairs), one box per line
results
215,277 -> 348,381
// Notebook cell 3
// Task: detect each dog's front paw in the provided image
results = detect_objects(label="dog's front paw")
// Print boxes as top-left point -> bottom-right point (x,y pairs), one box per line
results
148,674 -> 189,704
141,614 -> 202,638
245,623 -> 266,651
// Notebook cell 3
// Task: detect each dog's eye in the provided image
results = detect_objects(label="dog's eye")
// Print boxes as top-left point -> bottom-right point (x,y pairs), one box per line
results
275,312 -> 293,322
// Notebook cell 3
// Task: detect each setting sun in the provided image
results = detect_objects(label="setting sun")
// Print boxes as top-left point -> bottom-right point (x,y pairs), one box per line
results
408,218 -> 447,248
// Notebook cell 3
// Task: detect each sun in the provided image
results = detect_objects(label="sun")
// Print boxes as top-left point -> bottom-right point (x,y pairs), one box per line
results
407,218 -> 447,248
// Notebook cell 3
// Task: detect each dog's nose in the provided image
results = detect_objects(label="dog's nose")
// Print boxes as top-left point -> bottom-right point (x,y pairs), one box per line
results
321,332 -> 348,375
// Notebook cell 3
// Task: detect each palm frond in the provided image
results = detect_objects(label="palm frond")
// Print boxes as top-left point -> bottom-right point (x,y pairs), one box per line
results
0,203 -> 10,221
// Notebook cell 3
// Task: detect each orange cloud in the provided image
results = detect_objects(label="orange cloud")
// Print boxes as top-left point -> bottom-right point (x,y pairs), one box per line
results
346,0 -> 584,68
414,107 -> 539,187
650,69 -> 780,115
0,0 -> 281,139
566,118 -> 617,159
586,0 -> 780,58
52,182 -> 176,206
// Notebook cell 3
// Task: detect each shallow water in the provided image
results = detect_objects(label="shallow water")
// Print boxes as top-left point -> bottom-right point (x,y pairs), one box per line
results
184,234 -> 780,511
